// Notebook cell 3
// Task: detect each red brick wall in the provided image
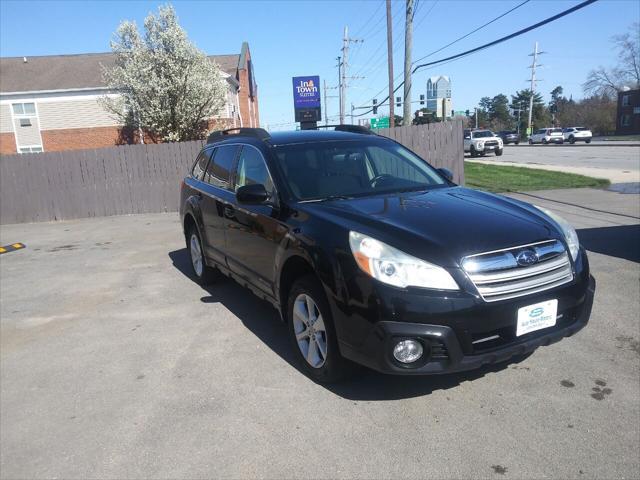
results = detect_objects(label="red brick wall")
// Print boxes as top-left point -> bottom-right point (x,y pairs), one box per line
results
42,126 -> 122,152
0,133 -> 17,155
238,49 -> 260,128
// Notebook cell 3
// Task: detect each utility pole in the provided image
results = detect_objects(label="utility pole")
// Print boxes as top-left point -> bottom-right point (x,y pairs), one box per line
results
402,0 -> 414,125
527,42 -> 544,135
475,108 -> 478,129
339,26 -> 364,124
337,56 -> 343,125
386,0 -> 395,128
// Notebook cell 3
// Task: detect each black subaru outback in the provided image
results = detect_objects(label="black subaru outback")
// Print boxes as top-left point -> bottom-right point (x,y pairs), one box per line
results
180,126 -> 594,382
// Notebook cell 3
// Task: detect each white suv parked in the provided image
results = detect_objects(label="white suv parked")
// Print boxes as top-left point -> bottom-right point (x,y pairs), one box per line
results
563,127 -> 592,144
464,129 -> 504,157
529,128 -> 564,144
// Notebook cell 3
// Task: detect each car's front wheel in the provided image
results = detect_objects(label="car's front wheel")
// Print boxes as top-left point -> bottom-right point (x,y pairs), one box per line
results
287,275 -> 354,383
495,148 -> 504,156
470,145 -> 477,157
187,226 -> 217,285
586,138 -> 592,144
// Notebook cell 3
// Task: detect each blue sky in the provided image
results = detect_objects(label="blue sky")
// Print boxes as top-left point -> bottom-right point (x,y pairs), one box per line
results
1,0 -> 638,130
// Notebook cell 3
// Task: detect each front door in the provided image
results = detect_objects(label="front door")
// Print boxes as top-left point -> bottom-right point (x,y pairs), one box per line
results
224,145 -> 285,296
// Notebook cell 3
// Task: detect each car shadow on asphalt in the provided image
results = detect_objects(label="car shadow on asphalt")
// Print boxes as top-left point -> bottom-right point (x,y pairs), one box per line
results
169,248 -> 528,401
577,224 -> 640,263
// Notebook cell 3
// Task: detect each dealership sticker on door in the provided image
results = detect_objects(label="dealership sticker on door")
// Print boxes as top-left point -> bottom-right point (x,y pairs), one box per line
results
516,299 -> 558,337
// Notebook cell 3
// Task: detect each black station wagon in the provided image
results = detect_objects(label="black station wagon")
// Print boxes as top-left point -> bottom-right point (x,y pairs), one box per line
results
180,126 -> 594,383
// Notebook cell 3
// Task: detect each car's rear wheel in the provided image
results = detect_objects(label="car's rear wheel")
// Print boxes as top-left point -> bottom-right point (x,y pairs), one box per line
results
187,226 -> 217,285
528,139 -> 533,145
569,136 -> 575,144
515,141 -> 520,145
542,138 -> 548,144
287,275 -> 354,383
586,138 -> 591,144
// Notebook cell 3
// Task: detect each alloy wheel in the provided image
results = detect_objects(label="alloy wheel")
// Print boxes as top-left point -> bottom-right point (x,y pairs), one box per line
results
190,233 -> 204,277
292,293 -> 327,368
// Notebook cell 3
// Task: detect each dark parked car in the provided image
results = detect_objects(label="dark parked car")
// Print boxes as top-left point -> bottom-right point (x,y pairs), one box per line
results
180,127 -> 594,383
498,130 -> 520,145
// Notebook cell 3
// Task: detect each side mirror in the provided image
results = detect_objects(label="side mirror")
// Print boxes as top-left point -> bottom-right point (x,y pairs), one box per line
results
438,168 -> 454,182
464,135 -> 471,140
236,183 -> 269,204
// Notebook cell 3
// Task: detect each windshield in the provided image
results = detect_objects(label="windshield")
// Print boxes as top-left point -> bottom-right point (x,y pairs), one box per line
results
273,139 -> 447,201
472,131 -> 494,138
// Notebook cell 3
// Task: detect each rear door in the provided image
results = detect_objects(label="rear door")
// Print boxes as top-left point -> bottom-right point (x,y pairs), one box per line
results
224,144 -> 284,295
199,144 -> 240,265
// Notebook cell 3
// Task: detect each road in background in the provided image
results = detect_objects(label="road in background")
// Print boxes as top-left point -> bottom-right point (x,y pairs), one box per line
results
1,188 -> 639,479
467,145 -> 640,184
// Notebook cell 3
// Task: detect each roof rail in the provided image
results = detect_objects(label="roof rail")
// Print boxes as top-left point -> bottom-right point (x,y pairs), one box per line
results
207,127 -> 271,144
314,124 -> 376,135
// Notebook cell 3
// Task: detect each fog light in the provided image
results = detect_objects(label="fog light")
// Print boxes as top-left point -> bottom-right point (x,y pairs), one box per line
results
393,339 -> 423,363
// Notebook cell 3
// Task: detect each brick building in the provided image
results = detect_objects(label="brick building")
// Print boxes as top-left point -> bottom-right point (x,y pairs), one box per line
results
0,42 -> 259,154
616,88 -> 640,135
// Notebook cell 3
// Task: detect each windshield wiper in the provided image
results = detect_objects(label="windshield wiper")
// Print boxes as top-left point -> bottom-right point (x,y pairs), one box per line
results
299,194 -> 354,203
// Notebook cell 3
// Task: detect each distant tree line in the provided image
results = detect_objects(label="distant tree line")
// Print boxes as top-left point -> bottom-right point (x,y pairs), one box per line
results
410,22 -> 639,137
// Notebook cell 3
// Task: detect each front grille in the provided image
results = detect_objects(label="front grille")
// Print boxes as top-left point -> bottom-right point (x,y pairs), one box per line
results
462,240 -> 573,302
485,140 -> 499,147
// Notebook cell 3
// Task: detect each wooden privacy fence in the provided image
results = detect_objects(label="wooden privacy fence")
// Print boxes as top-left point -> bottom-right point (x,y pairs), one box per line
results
377,120 -> 465,185
0,121 -> 464,224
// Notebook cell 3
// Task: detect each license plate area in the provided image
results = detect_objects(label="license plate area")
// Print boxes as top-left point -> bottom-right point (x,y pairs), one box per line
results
517,299 -> 558,337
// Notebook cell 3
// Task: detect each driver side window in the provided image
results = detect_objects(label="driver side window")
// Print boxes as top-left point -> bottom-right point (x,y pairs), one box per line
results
234,146 -> 275,195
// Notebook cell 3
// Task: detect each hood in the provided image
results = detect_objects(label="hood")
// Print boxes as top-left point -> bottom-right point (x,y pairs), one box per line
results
298,187 -> 561,267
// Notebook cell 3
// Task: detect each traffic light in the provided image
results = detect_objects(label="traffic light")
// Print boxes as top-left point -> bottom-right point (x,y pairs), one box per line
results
465,109 -> 470,116
419,94 -> 425,105
372,99 -> 378,114
396,96 -> 402,108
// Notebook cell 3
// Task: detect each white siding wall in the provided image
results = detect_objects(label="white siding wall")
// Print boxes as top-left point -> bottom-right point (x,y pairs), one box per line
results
38,98 -> 120,130
0,104 -> 12,133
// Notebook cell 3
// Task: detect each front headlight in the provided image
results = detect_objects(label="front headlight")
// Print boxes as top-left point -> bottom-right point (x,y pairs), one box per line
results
477,141 -> 484,149
348,231 -> 459,290
535,206 -> 580,261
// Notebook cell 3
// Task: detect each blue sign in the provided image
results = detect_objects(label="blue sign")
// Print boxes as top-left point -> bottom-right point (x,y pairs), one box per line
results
292,76 -> 321,109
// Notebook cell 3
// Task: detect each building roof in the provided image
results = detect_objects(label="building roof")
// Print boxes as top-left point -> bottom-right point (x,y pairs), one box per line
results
0,51 -> 242,93
428,75 -> 450,84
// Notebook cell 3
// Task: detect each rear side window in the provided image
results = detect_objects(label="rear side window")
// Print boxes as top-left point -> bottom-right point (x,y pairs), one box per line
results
205,145 -> 239,188
192,149 -> 212,180
234,146 -> 274,194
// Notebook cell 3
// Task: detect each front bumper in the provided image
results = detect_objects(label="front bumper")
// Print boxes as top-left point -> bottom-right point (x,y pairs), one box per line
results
334,251 -> 594,375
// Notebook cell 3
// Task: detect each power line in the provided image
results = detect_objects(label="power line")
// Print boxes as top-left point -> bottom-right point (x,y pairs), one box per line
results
353,0 -> 598,118
352,1 -> 385,38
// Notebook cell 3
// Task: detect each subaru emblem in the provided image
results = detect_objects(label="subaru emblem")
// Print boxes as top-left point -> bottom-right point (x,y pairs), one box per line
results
516,250 -> 538,267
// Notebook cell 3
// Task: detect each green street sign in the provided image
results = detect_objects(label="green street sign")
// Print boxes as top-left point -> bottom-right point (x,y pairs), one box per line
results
370,117 -> 390,129
453,111 -> 466,116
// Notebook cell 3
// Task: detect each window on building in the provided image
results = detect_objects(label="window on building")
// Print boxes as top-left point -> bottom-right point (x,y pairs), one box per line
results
621,114 -> 631,126
12,103 -> 36,116
622,95 -> 630,107
204,145 -> 239,188
18,146 -> 43,154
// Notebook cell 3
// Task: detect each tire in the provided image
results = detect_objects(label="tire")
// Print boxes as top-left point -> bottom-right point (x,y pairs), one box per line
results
542,138 -> 548,145
287,274 -> 355,383
569,136 -> 575,144
470,146 -> 477,158
528,139 -> 533,145
515,141 -> 520,145
187,226 -> 217,285
586,138 -> 591,144
559,139 -> 564,144
495,148 -> 503,156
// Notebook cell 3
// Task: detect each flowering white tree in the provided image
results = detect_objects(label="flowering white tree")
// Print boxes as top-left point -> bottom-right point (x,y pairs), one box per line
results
101,4 -> 227,142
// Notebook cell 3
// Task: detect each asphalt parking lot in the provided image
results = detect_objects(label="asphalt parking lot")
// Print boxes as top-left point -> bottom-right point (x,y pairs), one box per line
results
1,188 -> 639,479
468,144 -> 640,184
